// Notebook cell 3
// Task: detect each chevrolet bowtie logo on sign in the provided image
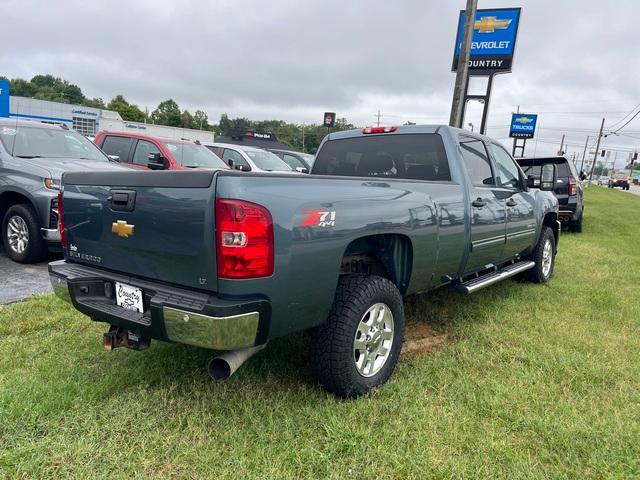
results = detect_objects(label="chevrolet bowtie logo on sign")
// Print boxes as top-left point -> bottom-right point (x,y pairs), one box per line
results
112,220 -> 135,238
515,116 -> 534,124
452,7 -> 521,74
474,16 -> 512,34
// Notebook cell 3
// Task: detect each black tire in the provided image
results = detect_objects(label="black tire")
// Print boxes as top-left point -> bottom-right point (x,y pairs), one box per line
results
1,204 -> 47,263
310,275 -> 405,398
523,226 -> 556,284
569,210 -> 583,233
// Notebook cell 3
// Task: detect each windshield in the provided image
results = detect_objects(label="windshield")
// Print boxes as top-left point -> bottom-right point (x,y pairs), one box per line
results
0,126 -> 108,161
245,150 -> 292,171
163,143 -> 228,169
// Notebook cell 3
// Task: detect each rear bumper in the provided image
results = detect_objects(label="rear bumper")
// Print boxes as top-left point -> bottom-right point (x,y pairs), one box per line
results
48,260 -> 270,350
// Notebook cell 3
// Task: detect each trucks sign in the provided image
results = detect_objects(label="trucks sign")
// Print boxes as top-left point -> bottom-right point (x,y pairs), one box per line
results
0,79 -> 9,118
509,113 -> 538,139
452,7 -> 521,75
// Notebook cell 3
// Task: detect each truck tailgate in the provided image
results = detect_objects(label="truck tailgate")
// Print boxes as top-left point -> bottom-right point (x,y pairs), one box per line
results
61,170 -> 217,292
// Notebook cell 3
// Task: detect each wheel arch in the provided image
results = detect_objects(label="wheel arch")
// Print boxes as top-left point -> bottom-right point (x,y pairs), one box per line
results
542,211 -> 559,249
0,190 -> 34,224
339,233 -> 413,295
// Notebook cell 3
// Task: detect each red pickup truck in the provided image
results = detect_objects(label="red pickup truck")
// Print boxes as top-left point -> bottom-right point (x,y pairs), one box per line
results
94,132 -> 228,170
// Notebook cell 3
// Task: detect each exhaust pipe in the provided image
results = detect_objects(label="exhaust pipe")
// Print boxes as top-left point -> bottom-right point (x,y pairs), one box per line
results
208,344 -> 266,381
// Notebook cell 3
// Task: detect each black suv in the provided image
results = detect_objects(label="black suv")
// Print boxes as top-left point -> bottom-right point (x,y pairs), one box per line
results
517,156 -> 584,232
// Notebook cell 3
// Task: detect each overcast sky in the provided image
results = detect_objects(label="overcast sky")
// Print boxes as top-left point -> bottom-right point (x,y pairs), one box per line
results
4,0 -> 640,165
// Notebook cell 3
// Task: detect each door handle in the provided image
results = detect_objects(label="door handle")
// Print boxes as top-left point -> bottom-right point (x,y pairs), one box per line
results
471,198 -> 487,208
506,198 -> 517,207
108,189 -> 136,212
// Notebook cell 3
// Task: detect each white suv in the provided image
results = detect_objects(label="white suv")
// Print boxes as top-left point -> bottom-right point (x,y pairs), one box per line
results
208,143 -> 297,173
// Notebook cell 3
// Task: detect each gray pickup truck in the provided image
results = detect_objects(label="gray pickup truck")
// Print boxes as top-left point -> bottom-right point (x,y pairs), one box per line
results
0,119 -> 128,263
49,125 -> 559,397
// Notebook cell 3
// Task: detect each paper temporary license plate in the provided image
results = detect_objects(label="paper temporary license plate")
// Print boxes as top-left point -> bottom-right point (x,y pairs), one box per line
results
115,282 -> 144,313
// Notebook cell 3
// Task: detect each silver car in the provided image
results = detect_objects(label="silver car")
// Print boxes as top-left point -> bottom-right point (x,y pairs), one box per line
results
207,143 -> 298,173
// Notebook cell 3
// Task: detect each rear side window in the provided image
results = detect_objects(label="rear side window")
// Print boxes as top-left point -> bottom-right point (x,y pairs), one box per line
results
101,136 -> 134,162
459,137 -> 495,186
312,133 -> 451,181
282,154 -> 305,169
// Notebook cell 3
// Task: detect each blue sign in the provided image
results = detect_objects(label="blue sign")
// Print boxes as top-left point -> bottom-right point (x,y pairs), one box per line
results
510,113 -> 538,139
452,7 -> 521,74
0,79 -> 9,118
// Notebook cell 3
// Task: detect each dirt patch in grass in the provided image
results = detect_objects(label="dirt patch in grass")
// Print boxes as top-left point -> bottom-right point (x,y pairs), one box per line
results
401,320 -> 450,356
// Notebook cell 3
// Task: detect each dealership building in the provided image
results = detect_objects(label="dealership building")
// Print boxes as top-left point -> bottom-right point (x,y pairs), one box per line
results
1,84 -> 215,144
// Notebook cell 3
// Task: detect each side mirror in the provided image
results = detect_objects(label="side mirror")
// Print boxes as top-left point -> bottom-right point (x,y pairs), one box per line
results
526,174 -> 541,188
295,167 -> 309,174
540,164 -> 556,191
108,155 -> 120,162
234,164 -> 251,172
147,152 -> 168,170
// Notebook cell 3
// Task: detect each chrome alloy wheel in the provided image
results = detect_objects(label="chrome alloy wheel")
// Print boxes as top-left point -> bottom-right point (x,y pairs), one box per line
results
7,215 -> 29,254
541,238 -> 553,278
353,303 -> 394,377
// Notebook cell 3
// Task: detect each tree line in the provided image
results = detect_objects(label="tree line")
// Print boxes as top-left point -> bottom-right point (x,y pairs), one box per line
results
0,74 -> 357,153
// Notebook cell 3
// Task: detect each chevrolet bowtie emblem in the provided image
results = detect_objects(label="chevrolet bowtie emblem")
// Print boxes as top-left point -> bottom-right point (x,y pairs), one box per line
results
474,16 -> 512,34
515,117 -> 534,124
112,220 -> 135,238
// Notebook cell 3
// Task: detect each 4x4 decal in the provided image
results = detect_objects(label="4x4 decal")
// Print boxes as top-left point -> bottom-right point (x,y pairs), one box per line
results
300,209 -> 336,227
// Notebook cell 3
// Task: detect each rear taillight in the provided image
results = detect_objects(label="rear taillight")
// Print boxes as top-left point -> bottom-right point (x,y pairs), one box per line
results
362,126 -> 397,134
569,178 -> 577,196
215,198 -> 274,279
57,191 -> 67,249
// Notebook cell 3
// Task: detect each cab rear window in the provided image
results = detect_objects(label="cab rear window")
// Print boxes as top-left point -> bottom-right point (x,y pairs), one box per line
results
312,134 -> 451,181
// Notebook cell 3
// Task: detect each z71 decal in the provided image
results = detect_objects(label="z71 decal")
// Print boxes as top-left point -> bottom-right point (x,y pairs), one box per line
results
300,210 -> 336,227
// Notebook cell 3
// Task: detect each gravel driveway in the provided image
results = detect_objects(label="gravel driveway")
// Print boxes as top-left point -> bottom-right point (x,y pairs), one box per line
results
0,246 -> 59,304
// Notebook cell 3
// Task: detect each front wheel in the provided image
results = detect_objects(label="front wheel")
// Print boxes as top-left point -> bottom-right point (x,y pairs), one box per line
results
523,226 -> 556,283
2,204 -> 47,263
310,275 -> 405,398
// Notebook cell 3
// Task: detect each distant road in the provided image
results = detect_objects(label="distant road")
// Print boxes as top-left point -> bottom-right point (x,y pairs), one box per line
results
628,184 -> 640,196
0,247 -> 57,304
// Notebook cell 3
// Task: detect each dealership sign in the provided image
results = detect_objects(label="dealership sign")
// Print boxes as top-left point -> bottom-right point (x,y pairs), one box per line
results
0,79 -> 9,118
323,112 -> 336,128
452,7 -> 521,75
509,113 -> 538,139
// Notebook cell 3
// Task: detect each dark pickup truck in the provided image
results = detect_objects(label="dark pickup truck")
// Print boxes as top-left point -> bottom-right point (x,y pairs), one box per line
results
50,125 -> 560,397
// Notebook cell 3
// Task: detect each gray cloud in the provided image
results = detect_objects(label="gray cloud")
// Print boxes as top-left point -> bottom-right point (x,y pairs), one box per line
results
3,0 -> 640,162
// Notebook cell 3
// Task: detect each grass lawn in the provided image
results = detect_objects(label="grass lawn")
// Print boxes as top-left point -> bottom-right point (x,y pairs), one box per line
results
1,186 -> 639,479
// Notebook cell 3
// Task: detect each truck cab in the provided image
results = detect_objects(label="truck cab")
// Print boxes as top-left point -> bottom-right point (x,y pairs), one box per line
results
95,132 -> 229,171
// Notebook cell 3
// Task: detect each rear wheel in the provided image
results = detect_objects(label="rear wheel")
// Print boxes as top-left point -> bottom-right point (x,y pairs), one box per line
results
523,226 -> 556,283
2,204 -> 47,263
569,210 -> 583,233
310,275 -> 405,398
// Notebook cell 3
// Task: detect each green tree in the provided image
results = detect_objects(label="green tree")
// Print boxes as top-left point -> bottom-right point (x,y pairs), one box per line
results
193,110 -> 210,130
106,95 -> 146,122
180,110 -> 195,129
9,78 -> 37,97
151,99 -> 182,127
215,113 -> 253,135
83,97 -> 106,109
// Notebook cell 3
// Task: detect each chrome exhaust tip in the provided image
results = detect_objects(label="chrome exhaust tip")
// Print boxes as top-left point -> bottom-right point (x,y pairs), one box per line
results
208,344 -> 266,381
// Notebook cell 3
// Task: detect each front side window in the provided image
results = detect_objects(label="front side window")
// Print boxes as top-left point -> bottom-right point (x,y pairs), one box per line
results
222,148 -> 249,169
132,140 -> 160,166
490,144 -> 522,189
0,126 -> 108,161
313,133 -> 451,181
282,154 -> 305,170
459,137 -> 495,186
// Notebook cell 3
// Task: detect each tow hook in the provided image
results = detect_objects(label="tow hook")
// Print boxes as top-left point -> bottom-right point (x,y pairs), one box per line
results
103,326 -> 150,351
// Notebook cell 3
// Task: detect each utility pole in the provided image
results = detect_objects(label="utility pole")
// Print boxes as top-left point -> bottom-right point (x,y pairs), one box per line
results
301,123 -> 305,153
375,110 -> 382,127
588,118 -> 605,184
558,134 -> 565,155
579,135 -> 589,174
449,0 -> 477,128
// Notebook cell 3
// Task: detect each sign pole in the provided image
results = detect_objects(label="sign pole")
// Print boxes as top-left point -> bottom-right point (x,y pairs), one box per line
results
449,0 -> 477,128
588,118 -> 605,185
